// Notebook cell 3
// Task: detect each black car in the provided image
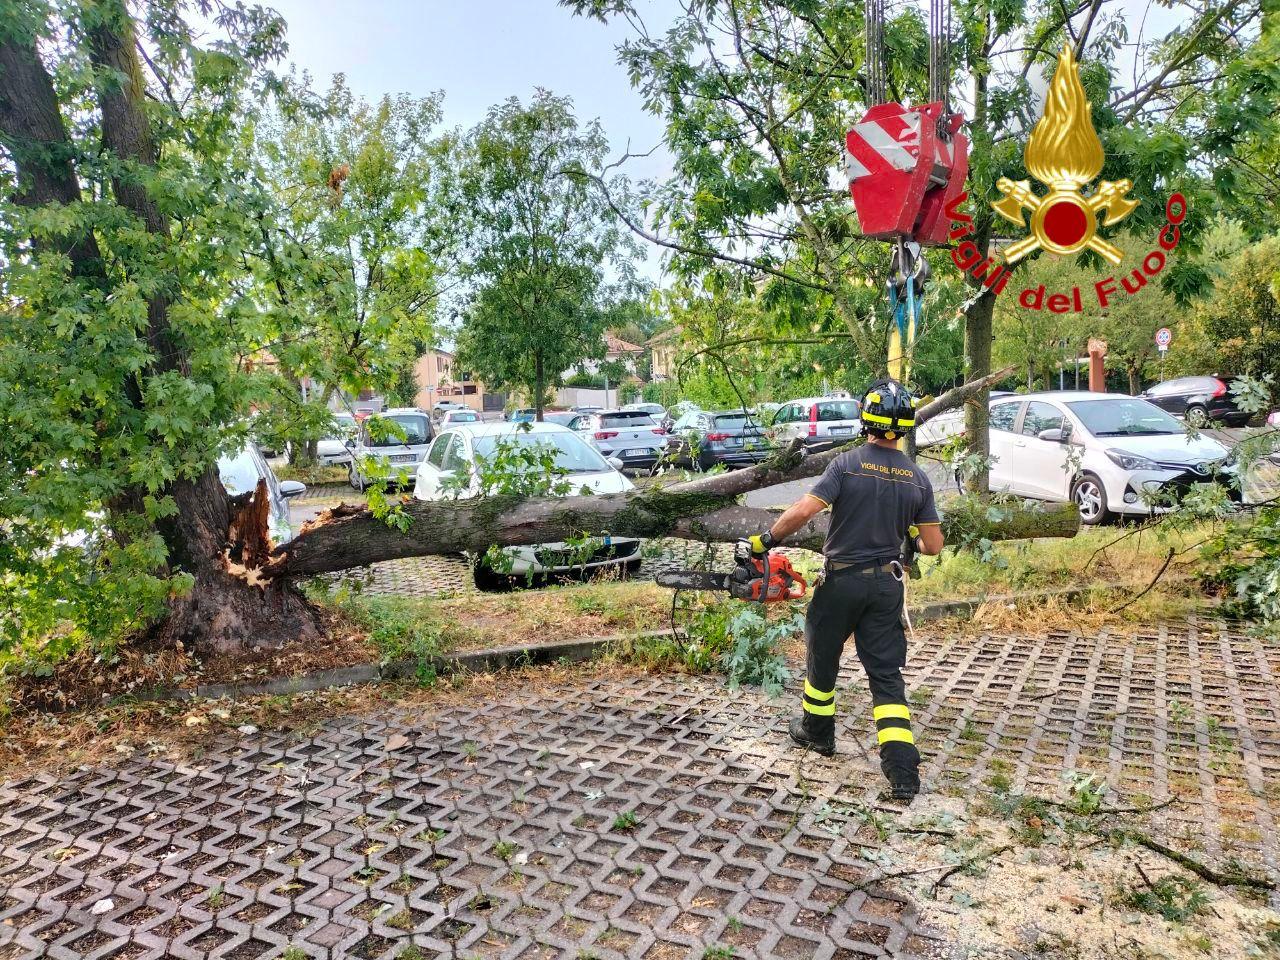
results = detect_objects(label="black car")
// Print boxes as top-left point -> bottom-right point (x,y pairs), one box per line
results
667,411 -> 774,470
1139,375 -> 1253,427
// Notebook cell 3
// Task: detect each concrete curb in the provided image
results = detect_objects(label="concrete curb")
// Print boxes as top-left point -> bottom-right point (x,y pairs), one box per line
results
112,581 -> 1165,707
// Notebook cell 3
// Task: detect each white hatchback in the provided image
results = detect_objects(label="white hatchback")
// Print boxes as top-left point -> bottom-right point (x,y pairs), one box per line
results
987,392 -> 1238,524
413,422 -> 641,589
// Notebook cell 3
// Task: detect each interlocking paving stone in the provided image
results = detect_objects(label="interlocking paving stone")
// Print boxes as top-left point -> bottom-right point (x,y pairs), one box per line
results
2,619 -> 1277,958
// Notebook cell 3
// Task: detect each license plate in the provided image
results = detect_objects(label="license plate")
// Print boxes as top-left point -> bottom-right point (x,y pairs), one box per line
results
389,454 -> 416,463
623,448 -> 650,457
725,438 -> 742,447
828,426 -> 852,435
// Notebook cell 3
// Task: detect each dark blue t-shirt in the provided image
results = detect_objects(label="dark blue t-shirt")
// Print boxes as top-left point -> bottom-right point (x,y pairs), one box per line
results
807,444 -> 940,563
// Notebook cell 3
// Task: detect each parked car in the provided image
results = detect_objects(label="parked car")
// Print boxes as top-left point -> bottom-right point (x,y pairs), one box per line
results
986,392 -> 1238,524
622,402 -> 667,420
315,414 -> 357,466
572,409 -> 667,469
667,410 -> 774,470
915,391 -> 1015,448
542,411 -> 581,427
348,407 -> 435,490
432,400 -> 467,420
1139,375 -> 1253,427
439,409 -> 481,428
771,396 -> 863,447
413,422 -> 641,589
217,442 -> 306,543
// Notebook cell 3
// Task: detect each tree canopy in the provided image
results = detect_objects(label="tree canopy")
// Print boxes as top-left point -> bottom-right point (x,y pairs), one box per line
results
453,91 -> 639,417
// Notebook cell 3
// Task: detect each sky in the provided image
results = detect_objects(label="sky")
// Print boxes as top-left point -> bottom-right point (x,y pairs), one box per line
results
259,0 -> 682,185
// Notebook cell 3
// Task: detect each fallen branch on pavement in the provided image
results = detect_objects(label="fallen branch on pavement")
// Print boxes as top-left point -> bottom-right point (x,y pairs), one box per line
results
1109,829 -> 1277,891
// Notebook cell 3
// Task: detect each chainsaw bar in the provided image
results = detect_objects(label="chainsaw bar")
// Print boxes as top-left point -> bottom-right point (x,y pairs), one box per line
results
654,570 -> 733,591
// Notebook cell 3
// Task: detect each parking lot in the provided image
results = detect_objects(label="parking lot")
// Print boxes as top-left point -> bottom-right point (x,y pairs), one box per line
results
2,617 -> 1275,959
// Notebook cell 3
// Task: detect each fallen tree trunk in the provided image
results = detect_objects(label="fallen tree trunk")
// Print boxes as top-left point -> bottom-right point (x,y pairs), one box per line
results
272,364 -> 1042,578
274,484 -> 1080,578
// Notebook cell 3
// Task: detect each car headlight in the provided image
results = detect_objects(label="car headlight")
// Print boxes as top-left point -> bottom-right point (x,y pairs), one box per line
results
1104,448 -> 1159,471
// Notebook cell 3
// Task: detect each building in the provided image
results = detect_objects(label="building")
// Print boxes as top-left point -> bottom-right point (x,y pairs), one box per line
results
413,348 -> 503,413
574,332 -> 646,377
645,327 -> 682,381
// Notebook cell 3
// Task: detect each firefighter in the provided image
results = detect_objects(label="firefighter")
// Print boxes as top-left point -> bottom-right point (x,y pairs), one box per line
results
747,378 -> 944,800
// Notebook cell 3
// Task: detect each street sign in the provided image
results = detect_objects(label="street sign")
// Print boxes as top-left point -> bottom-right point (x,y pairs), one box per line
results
1155,327 -> 1172,350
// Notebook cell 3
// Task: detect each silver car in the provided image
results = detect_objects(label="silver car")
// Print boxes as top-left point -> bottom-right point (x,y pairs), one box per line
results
218,443 -> 306,543
348,407 -> 435,490
771,396 -> 862,447
571,410 -> 667,469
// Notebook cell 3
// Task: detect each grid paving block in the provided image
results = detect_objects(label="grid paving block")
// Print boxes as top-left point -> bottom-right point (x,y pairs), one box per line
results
2,618 -> 1278,958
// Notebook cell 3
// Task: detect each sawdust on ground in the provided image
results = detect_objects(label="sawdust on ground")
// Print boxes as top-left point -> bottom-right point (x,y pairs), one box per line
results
884,796 -> 1280,960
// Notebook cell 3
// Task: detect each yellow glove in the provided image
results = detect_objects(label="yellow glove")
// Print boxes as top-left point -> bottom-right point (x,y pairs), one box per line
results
748,532 -> 775,554
908,525 -> 920,539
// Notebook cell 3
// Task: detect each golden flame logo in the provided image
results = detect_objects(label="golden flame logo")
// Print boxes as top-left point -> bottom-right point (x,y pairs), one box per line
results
992,46 -> 1137,264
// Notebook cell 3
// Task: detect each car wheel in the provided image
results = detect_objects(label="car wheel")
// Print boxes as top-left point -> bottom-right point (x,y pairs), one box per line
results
1185,404 -> 1208,427
471,560 -> 514,593
1072,473 -> 1112,525
348,465 -> 364,492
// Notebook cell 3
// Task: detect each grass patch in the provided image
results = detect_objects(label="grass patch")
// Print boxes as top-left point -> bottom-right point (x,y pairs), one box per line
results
314,579 -> 674,657
274,463 -> 349,485
908,523 -> 1210,603
1118,874 -> 1209,922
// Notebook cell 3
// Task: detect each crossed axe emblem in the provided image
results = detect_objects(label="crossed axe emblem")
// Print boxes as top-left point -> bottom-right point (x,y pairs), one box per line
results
992,177 -> 1139,265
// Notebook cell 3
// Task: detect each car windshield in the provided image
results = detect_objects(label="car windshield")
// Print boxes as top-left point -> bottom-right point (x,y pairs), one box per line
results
713,414 -> 761,430
1066,398 -> 1184,436
473,430 -> 611,474
218,447 -> 260,496
448,412 -> 479,422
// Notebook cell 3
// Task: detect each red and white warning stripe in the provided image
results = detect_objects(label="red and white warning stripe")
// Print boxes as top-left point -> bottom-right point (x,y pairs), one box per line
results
845,110 -> 921,182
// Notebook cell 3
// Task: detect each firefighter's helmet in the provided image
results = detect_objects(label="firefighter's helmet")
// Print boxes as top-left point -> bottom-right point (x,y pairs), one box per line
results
860,378 -> 917,440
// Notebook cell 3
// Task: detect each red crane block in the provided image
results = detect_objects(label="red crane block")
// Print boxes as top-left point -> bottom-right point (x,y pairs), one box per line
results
845,102 -> 967,245
915,111 -> 968,246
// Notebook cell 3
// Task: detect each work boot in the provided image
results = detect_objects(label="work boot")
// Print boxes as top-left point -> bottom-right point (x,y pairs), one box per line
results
789,714 -> 835,757
880,741 -> 921,801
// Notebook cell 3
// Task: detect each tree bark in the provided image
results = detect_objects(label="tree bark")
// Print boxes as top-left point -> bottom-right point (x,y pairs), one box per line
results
534,351 -> 545,421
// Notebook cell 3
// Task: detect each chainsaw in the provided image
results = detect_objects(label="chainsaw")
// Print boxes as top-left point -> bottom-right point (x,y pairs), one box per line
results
656,539 -> 807,602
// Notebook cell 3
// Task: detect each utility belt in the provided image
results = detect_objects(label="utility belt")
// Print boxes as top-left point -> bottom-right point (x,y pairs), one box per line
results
824,556 -> 900,576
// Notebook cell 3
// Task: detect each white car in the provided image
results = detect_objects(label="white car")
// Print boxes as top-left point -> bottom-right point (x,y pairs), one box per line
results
987,392 -> 1238,524
771,395 -> 862,447
439,409 -> 482,428
915,392 -> 1015,448
622,402 -> 667,420
348,407 -> 435,490
315,414 -> 356,466
570,410 -> 667,469
413,422 -> 641,589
